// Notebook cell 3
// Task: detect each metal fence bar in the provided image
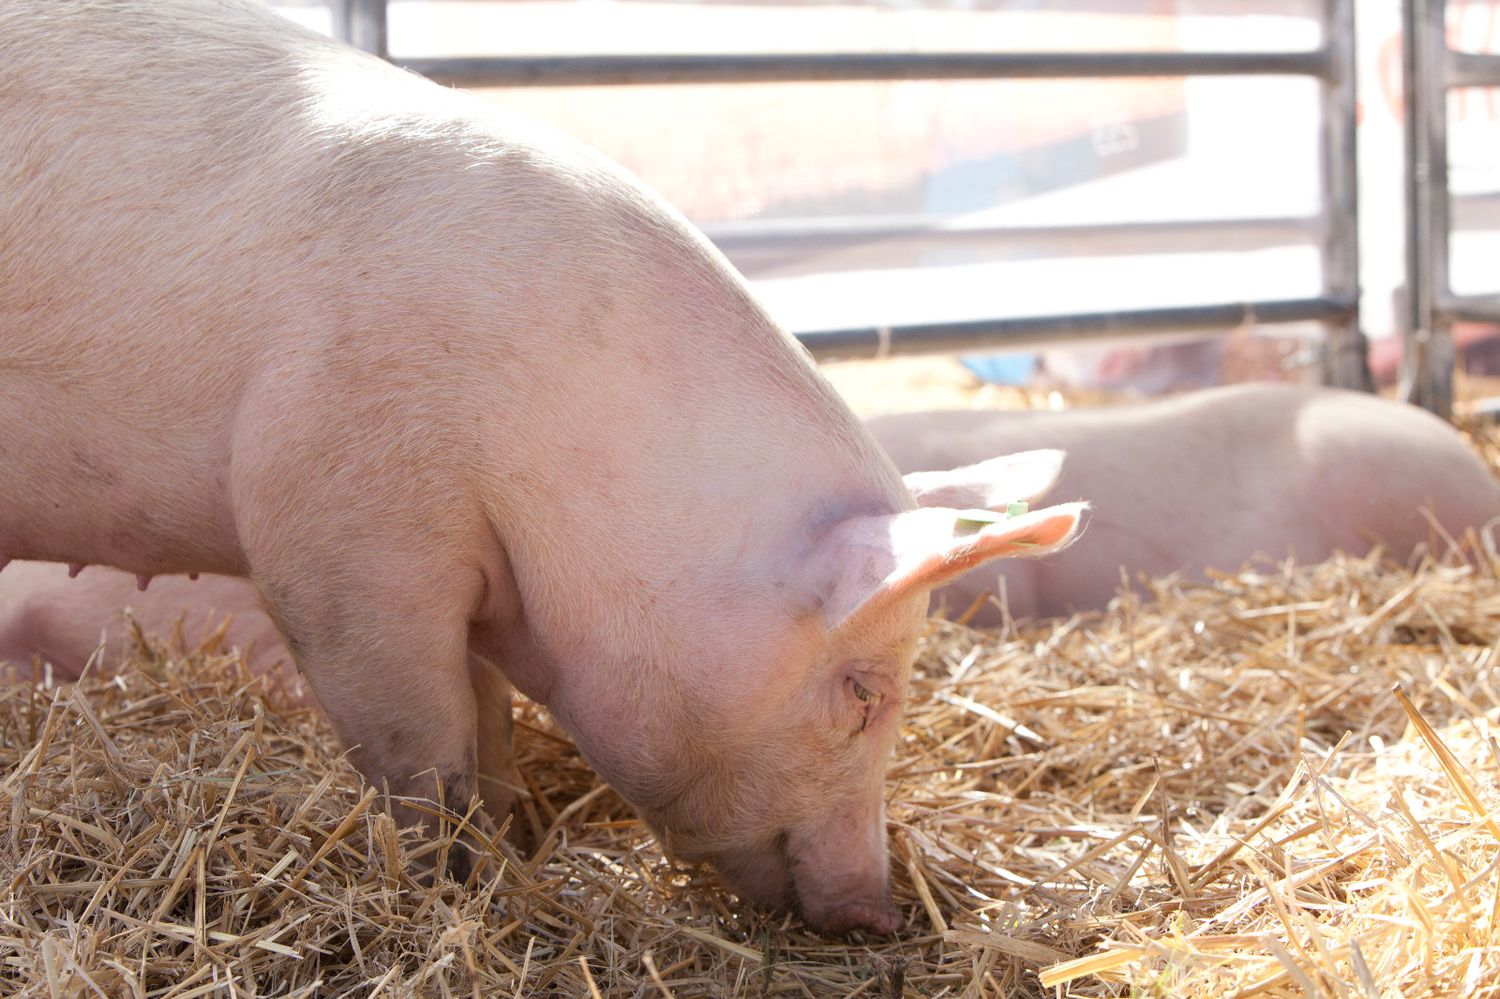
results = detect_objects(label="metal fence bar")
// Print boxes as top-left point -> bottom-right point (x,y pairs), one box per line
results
1319,0 -> 1369,390
706,215 -> 1321,272
401,50 -> 1334,88
1448,51 -> 1500,87
1439,294 -> 1500,324
1452,190 -> 1500,230
331,0 -> 387,59
1401,0 -> 1455,417
796,296 -> 1354,361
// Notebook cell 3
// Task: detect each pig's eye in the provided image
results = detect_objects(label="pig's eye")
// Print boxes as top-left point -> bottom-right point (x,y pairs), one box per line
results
850,679 -> 882,732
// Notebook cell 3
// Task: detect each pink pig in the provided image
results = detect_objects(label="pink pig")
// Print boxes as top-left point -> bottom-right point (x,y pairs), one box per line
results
870,384 -> 1500,624
0,0 -> 1083,932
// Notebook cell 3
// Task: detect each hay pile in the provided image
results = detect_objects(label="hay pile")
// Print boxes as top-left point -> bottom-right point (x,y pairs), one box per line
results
9,552 -> 1500,995
6,414 -> 1500,996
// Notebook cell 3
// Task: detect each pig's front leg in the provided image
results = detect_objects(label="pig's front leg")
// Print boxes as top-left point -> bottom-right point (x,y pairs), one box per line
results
234,465 -> 492,877
229,389 -> 506,876
258,558 -> 484,876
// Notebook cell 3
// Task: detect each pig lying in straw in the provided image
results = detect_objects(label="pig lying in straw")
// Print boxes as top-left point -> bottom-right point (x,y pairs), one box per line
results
0,0 -> 1084,932
0,568 -> 298,693
871,383 -> 1500,624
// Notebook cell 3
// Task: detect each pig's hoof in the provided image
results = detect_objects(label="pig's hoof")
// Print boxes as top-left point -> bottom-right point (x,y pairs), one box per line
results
809,901 -> 903,936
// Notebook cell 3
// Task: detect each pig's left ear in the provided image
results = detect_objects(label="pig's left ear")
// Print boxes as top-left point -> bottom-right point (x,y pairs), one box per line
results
812,501 -> 1087,632
903,449 -> 1065,509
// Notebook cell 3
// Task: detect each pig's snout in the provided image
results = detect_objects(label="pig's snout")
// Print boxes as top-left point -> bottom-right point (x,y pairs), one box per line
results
711,837 -> 901,936
790,862 -> 902,936
784,797 -> 902,936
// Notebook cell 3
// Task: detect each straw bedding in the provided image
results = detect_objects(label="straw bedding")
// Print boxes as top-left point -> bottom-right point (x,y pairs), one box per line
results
6,400 -> 1500,997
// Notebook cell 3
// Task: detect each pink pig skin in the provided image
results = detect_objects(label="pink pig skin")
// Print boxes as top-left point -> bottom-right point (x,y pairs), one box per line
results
0,0 -> 1083,932
870,383 -> 1500,625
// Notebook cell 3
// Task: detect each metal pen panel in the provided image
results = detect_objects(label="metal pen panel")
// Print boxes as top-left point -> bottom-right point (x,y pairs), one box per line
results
332,0 -> 1367,388
1411,5 -> 1500,416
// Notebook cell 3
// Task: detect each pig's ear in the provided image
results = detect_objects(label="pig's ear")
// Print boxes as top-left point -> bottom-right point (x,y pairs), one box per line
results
812,501 -> 1087,632
903,449 -> 1065,510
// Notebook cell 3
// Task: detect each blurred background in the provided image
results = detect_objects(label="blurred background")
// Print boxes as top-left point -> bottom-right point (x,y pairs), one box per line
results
267,0 -> 1500,401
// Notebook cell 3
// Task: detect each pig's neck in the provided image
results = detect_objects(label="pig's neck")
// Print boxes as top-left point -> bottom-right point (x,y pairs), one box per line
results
480,248 -> 905,708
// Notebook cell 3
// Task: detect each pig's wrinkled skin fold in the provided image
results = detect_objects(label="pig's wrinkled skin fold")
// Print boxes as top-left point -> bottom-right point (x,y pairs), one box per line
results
0,0 -> 1083,933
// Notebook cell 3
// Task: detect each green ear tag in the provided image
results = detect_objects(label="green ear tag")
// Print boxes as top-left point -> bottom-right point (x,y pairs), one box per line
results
955,508 -> 1005,528
954,502 -> 1028,532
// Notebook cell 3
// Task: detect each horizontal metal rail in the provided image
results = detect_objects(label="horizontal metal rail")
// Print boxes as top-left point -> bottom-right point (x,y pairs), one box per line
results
402,49 -> 1334,88
704,214 -> 1320,260
1438,294 -> 1500,324
794,296 -> 1354,361
1448,51 -> 1500,88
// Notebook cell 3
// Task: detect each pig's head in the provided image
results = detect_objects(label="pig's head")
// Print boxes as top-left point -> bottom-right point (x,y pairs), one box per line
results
547,451 -> 1083,936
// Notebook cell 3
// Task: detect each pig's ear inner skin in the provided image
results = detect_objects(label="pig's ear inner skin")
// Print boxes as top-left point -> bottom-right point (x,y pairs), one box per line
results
903,449 -> 1066,510
811,501 -> 1089,632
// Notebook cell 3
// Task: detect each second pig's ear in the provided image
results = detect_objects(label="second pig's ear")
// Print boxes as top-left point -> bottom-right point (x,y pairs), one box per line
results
903,449 -> 1065,510
810,501 -> 1087,633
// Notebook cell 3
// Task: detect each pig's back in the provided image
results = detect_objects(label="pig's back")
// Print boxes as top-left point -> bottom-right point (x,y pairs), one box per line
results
0,0 -> 623,570
0,0 -> 446,567
1292,387 -> 1500,558
2,0 -> 483,379
871,397 -> 1252,614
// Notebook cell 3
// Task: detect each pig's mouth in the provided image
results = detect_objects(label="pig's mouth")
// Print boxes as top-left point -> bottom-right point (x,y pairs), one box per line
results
798,898 -> 904,936
698,831 -> 796,913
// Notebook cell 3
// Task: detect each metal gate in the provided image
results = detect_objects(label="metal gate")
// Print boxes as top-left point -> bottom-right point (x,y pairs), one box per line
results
331,0 -> 1369,389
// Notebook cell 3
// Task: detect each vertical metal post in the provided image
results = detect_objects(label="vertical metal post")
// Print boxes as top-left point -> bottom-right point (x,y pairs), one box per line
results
1399,0 -> 1427,409
1320,0 -> 1371,390
331,0 -> 388,58
1400,0 -> 1454,417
